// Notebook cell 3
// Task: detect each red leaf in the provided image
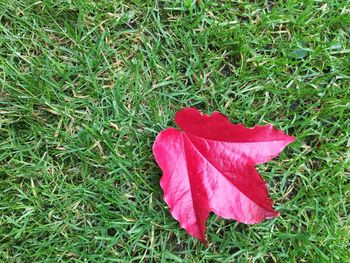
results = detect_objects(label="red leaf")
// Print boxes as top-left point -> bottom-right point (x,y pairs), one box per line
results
153,108 -> 295,243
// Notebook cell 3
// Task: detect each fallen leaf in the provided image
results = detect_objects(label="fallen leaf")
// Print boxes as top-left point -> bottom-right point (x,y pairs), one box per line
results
153,108 -> 295,243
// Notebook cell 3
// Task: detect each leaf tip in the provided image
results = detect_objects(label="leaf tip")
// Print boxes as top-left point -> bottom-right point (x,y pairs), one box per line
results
264,210 -> 280,219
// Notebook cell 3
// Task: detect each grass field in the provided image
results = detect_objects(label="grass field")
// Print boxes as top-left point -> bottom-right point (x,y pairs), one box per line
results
0,0 -> 349,262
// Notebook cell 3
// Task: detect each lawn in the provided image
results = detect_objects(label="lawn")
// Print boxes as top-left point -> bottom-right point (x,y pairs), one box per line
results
0,0 -> 349,262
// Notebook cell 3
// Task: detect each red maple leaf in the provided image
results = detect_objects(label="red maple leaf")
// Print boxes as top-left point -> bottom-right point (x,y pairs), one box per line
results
153,108 -> 295,243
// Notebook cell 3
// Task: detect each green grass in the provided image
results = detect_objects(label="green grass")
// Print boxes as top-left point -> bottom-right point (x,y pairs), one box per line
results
0,0 -> 349,262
